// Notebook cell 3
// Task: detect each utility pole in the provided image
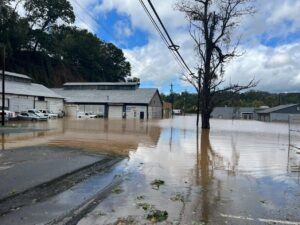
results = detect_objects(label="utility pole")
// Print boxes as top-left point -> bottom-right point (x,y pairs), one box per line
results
183,89 -> 186,116
1,44 -> 5,126
170,83 -> 174,118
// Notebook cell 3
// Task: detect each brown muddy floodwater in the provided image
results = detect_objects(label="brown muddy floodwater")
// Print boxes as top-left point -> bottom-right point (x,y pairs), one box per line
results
1,116 -> 300,225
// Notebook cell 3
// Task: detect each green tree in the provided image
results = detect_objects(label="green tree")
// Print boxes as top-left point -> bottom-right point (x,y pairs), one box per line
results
99,43 -> 131,81
24,0 -> 75,52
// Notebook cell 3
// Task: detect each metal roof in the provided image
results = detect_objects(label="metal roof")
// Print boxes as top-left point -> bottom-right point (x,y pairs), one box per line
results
0,70 -> 32,80
64,82 -> 139,86
0,80 -> 63,98
52,88 -> 159,104
257,104 -> 298,114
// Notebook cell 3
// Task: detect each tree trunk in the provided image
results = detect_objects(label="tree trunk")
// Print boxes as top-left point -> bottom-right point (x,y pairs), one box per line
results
196,88 -> 201,127
201,82 -> 211,129
201,112 -> 210,129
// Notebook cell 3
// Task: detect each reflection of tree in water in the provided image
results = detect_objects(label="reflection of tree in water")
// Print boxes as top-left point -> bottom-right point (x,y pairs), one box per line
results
194,129 -> 222,223
196,129 -> 214,222
193,130 -> 240,223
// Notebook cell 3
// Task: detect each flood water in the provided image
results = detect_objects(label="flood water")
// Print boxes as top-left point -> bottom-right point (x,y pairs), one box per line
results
1,116 -> 300,224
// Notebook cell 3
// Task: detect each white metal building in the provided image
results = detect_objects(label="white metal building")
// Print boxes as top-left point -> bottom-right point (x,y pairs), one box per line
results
53,82 -> 163,119
0,71 -> 64,113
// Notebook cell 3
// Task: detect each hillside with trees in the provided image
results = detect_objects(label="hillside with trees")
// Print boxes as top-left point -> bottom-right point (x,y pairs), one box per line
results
0,0 -> 131,87
162,91 -> 300,114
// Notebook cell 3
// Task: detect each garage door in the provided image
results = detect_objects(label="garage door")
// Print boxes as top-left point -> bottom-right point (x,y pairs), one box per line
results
109,106 -> 123,119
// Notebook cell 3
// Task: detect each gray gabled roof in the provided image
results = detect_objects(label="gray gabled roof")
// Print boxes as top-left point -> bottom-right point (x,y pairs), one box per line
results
64,82 -> 139,86
0,70 -> 32,80
257,104 -> 298,114
52,88 -> 158,104
0,80 -> 63,98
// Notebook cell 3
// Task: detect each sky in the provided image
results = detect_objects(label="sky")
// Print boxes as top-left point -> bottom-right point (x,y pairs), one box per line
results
46,1 -> 300,94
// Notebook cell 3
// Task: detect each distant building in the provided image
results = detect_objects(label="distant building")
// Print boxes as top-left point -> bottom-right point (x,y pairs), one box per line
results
173,109 -> 182,115
163,102 -> 172,118
257,104 -> 300,122
53,82 -> 163,119
211,107 -> 256,120
0,71 -> 64,113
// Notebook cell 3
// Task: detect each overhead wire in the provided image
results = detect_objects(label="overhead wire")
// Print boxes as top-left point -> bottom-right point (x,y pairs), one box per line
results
146,0 -> 194,76
72,0 -> 192,81
72,0 -> 152,75
72,0 -> 115,39
138,0 -> 190,75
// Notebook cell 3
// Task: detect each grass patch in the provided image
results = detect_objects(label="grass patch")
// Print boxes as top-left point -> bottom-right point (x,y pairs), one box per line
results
146,209 -> 168,223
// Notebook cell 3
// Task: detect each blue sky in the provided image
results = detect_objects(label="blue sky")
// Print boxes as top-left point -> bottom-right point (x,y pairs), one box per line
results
69,0 -> 300,94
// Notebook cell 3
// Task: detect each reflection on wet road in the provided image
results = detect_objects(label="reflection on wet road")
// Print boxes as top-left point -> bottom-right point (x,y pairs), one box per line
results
0,116 -> 300,225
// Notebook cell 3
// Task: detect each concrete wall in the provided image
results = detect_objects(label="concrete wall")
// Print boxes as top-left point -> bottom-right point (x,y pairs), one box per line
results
35,100 -> 47,111
46,98 -> 64,113
8,95 -> 34,112
1,94 -> 63,113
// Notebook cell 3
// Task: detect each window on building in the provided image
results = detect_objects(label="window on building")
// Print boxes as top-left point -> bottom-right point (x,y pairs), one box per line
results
38,96 -> 45,101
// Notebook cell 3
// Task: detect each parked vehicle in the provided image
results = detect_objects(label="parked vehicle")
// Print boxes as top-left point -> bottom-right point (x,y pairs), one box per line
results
5,110 -> 17,118
17,112 -> 48,121
41,110 -> 58,119
95,112 -> 105,118
28,109 -> 45,117
0,110 -> 17,121
28,109 -> 48,120
77,112 -> 97,118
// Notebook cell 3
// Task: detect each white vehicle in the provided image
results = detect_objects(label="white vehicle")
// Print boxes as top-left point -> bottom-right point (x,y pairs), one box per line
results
77,112 -> 97,119
2,110 -> 17,118
27,109 -> 48,120
17,112 -> 48,121
41,110 -> 58,119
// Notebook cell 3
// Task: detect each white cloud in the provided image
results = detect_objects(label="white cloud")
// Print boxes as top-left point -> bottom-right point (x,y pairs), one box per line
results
40,0 -> 300,92
69,0 -> 101,33
226,43 -> 300,92
114,20 -> 133,38
95,0 -> 187,36
264,53 -> 291,68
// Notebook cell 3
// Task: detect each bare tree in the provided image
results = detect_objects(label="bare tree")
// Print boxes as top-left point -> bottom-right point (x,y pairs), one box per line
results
177,0 -> 257,129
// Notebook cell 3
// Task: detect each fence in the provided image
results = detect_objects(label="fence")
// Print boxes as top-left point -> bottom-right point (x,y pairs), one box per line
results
288,115 -> 300,172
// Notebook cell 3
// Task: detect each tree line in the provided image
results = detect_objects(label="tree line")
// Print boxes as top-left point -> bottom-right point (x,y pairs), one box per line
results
0,0 -> 131,87
162,91 -> 300,114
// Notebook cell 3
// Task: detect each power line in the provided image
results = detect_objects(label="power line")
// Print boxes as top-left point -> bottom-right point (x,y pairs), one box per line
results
73,0 -> 187,84
72,0 -> 114,39
73,0 -> 163,78
138,0 -> 189,75
146,0 -> 194,75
